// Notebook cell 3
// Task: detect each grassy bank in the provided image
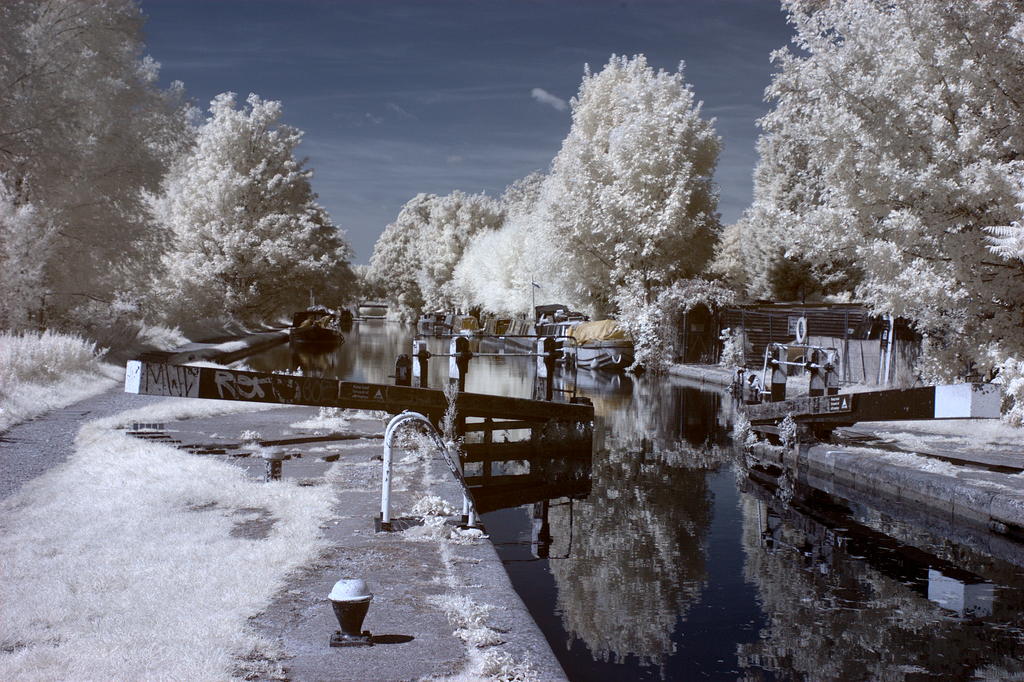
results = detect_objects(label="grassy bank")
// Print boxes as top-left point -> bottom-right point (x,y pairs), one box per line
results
0,330 -> 118,433
0,397 -> 336,681
1,330 -> 338,680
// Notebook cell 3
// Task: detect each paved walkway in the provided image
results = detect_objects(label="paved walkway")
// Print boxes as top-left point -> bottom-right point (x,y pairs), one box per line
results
159,336 -> 570,681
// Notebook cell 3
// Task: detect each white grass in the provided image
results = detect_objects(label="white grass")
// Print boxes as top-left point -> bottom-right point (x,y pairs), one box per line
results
0,330 -> 117,433
870,418 -> 1022,443
290,408 -> 388,433
0,401 -> 336,681
290,406 -> 350,432
413,494 -> 459,517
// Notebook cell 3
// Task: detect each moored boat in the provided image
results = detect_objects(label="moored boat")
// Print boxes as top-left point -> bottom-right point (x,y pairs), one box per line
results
417,312 -> 481,337
289,309 -> 345,346
418,312 -> 447,336
565,319 -> 634,371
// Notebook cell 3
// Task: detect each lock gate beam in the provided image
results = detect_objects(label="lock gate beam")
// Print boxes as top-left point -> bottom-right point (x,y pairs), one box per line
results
124,360 -> 593,424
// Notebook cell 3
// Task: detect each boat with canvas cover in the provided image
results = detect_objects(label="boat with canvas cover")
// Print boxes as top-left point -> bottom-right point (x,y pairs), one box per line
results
566,319 -> 634,371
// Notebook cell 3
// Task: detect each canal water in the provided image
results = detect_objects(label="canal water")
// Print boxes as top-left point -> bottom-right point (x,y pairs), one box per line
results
244,320 -> 1024,681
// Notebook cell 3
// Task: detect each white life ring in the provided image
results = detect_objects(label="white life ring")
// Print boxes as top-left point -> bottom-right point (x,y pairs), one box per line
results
795,317 -> 807,344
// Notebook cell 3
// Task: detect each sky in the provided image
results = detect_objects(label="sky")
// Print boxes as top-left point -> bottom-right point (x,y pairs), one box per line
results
140,0 -> 796,265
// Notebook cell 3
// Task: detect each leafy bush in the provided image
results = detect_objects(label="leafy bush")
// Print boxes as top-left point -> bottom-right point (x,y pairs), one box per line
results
995,358 -> 1024,426
616,278 -> 736,372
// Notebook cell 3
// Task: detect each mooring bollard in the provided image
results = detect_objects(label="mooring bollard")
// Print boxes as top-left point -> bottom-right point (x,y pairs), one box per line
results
328,578 -> 374,647
534,336 -> 560,401
264,451 -> 286,482
449,336 -> 472,392
770,345 -> 787,402
824,348 -> 841,395
807,348 -> 825,397
394,354 -> 412,386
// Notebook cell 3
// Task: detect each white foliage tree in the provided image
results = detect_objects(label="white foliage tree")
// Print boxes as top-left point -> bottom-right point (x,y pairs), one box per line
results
417,191 -> 504,313
541,54 -> 722,317
0,0 -> 189,330
731,0 -> 1024,381
0,183 -> 56,330
453,172 -> 575,317
984,203 -> 1024,266
368,194 -> 432,323
152,93 -> 355,325
368,191 -> 503,323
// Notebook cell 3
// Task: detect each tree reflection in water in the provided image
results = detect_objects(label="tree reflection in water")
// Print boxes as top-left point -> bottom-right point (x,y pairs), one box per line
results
738,476 -> 1024,681
547,437 -> 723,667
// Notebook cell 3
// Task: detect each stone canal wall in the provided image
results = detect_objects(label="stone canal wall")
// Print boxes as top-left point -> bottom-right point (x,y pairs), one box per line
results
670,362 -> 1024,561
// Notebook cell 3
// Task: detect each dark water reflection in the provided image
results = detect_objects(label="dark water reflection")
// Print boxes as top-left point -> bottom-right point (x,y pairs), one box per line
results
243,322 -> 1024,681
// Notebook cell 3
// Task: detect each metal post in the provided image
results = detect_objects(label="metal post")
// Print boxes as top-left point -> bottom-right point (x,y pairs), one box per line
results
843,308 -> 851,383
824,348 -> 841,395
807,348 -> 825,397
741,310 -> 747,367
412,339 -> 430,389
449,336 -> 471,392
265,452 -> 285,482
534,337 -> 558,401
380,411 -> 478,529
681,310 -> 688,364
770,344 -> 787,402
882,314 -> 895,386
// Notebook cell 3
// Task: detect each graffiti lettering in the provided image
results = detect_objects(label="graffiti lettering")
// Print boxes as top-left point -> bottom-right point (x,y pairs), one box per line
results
302,380 -> 324,403
271,376 -> 300,403
167,366 -> 199,397
145,364 -> 199,397
236,373 -> 268,400
214,370 -> 271,401
214,370 -> 237,400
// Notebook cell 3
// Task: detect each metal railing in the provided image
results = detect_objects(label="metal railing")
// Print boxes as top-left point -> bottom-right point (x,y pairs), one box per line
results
380,411 -> 478,530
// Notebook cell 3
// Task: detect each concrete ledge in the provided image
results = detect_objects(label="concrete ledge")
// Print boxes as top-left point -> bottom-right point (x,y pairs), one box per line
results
165,330 -> 289,364
798,444 -> 1024,532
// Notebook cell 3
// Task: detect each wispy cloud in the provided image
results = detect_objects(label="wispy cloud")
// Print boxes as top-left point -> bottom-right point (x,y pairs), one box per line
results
531,88 -> 568,112
386,102 -> 418,120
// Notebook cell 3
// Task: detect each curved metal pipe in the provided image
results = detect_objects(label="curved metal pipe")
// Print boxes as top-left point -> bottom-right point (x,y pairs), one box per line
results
381,411 -> 478,528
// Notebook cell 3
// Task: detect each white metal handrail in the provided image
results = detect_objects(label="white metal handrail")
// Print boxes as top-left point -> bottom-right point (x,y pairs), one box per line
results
381,411 -> 478,528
